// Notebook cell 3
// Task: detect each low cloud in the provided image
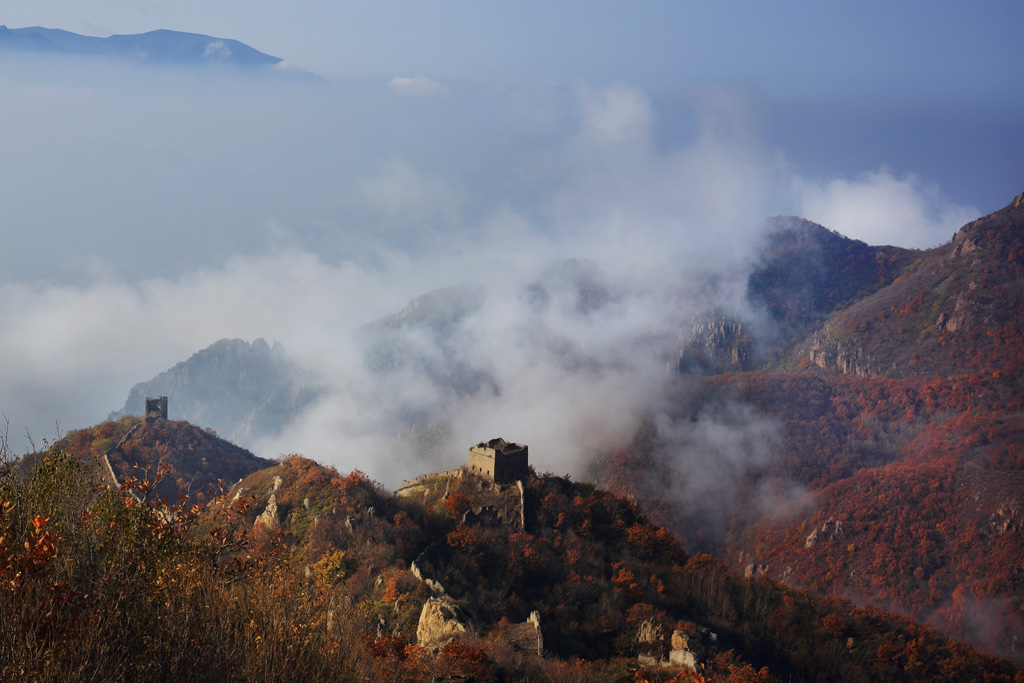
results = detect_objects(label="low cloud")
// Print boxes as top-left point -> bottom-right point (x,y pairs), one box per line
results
793,168 -> 979,248
578,83 -> 652,144
360,160 -> 462,221
619,402 -> 784,547
389,74 -> 446,95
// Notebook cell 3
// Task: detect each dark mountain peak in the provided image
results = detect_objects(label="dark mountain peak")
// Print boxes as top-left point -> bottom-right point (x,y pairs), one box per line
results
747,216 -> 917,346
763,215 -> 862,248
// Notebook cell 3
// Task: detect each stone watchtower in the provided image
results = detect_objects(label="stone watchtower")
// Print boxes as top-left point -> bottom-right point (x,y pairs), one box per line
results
145,396 -> 168,421
467,438 -> 528,483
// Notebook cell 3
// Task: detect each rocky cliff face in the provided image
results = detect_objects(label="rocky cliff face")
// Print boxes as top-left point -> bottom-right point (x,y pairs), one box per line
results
675,310 -> 755,375
806,322 -> 875,377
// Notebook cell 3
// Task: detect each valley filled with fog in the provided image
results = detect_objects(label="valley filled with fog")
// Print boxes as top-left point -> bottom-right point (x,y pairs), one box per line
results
0,50 -> 999,485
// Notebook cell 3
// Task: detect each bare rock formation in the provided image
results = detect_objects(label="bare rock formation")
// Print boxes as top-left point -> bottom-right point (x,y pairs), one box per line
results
807,323 -> 874,377
805,517 -> 844,548
416,597 -> 468,648
668,628 -> 717,672
255,494 -> 279,529
636,618 -> 664,646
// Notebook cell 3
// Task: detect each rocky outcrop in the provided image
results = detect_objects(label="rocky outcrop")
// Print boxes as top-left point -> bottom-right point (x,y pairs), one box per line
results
637,623 -> 718,672
416,597 -> 468,648
987,502 -> 1022,537
936,292 -> 981,333
635,618 -> 667,665
636,618 -> 664,646
806,517 -> 843,548
255,494 -> 279,529
807,324 -> 873,376
676,310 -> 755,375
669,628 -> 717,672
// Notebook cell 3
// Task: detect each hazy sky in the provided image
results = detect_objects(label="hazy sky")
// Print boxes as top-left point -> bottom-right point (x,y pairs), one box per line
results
4,2 -> 1020,100
4,1 -> 1021,214
1,2 -> 1021,479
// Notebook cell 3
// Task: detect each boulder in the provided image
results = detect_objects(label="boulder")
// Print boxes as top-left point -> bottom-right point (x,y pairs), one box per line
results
416,597 -> 467,648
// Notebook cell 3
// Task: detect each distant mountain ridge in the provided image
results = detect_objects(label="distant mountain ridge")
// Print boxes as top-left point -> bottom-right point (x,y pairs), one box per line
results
111,338 -> 320,447
0,25 -> 302,72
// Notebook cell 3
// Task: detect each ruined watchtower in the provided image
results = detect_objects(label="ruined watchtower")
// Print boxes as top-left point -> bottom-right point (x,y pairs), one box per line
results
145,396 -> 168,421
467,438 -> 528,484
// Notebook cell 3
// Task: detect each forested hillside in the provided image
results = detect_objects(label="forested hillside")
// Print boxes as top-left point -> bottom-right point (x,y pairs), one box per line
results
597,193 -> 1024,663
2,447 -> 1021,681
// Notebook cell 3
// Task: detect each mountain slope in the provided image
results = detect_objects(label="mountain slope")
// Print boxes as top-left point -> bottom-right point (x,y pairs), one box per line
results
598,192 -> 1024,663
791,192 -> 1024,378
205,457 -> 1024,680
48,415 -> 274,501
8,443 -> 1023,679
673,216 -> 918,375
748,216 -> 919,351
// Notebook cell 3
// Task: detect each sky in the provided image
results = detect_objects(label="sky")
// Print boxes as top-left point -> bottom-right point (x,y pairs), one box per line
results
0,1 -> 1022,482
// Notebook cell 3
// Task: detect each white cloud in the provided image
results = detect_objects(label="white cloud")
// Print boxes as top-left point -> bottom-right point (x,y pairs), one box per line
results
389,74 -> 446,95
203,40 -> 231,58
578,83 -> 652,143
793,169 -> 979,248
359,160 -> 462,221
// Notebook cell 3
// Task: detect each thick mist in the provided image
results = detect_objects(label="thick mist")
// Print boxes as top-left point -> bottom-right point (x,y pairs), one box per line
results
0,55 -> 981,485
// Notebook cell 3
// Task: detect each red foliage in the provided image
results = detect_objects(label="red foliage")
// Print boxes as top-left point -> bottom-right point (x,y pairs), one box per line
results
445,492 -> 473,518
